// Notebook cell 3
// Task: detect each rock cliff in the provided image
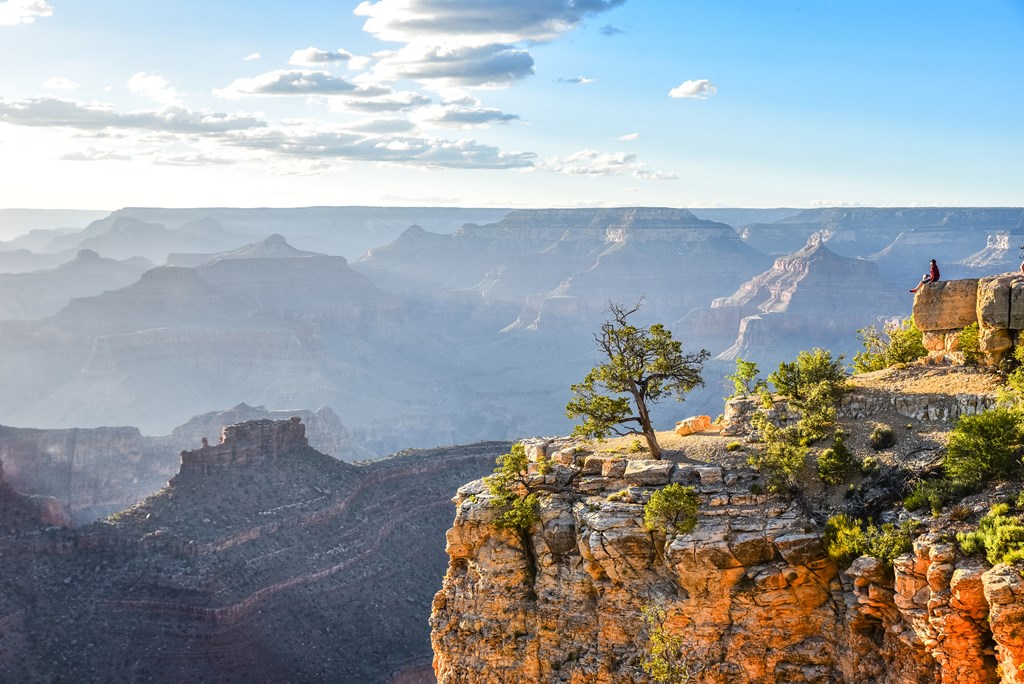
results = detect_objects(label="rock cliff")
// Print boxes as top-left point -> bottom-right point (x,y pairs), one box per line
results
430,372 -> 1024,683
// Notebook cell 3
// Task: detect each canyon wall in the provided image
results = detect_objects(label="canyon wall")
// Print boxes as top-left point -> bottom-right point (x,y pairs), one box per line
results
431,441 -> 1024,683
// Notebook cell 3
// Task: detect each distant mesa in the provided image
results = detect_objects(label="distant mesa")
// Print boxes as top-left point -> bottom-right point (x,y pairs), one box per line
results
179,416 -> 308,475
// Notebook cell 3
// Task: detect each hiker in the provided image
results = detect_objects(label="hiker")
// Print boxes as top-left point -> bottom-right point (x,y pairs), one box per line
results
910,259 -> 940,293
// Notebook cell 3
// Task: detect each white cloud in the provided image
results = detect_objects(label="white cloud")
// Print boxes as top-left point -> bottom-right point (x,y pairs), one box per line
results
373,42 -> 534,88
542,149 -> 677,179
618,132 -> 639,141
59,147 -> 131,162
128,72 -> 181,105
669,79 -> 717,100
0,97 -> 266,134
416,102 -> 519,128
243,52 -> 261,61
354,0 -> 626,44
289,47 -> 352,66
329,89 -> 431,113
557,76 -> 594,85
0,0 -> 52,25
231,124 -> 536,169
43,76 -> 78,90
214,69 -> 387,98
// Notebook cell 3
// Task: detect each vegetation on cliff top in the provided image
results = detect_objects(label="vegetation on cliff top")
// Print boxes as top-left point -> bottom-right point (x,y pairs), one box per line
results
566,301 -> 709,459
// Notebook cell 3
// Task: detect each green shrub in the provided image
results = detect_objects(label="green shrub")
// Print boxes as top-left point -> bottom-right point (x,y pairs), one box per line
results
853,318 -> 927,374
727,357 -> 767,398
959,322 -> 982,365
868,424 -> 896,451
944,408 -> 1024,488
823,514 -> 867,566
726,441 -> 743,452
904,479 -> 965,515
644,484 -> 699,535
956,503 -> 1024,565
769,348 -> 846,402
606,489 -> 630,502
628,438 -> 646,453
824,514 -> 914,567
818,431 -> 857,485
748,438 -> 807,494
485,443 -> 541,533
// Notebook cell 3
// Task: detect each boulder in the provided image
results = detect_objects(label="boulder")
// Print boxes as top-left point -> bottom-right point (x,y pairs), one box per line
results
912,279 -> 978,332
674,414 -> 712,436
977,273 -> 1024,330
623,459 -> 674,485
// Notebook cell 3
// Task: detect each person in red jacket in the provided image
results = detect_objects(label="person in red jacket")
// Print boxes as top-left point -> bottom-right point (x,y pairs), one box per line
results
910,259 -> 940,293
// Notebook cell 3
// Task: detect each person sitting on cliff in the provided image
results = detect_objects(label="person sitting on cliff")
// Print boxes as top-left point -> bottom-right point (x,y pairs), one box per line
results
910,259 -> 940,293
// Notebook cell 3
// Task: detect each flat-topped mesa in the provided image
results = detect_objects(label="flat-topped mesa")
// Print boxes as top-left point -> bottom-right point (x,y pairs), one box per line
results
913,273 -> 1024,365
179,417 -> 308,475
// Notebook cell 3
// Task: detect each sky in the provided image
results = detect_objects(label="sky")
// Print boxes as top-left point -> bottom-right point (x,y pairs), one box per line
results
0,0 -> 1022,210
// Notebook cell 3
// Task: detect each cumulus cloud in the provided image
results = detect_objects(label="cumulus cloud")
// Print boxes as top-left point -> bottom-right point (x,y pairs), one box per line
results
0,0 -> 52,25
243,52 -> 261,61
669,79 -> 717,100
373,42 -> 534,87
557,76 -> 594,85
344,116 -> 418,134
354,0 -> 626,44
43,76 -> 78,90
231,125 -> 535,169
330,90 -> 432,112
289,47 -> 353,66
214,69 -> 388,98
128,72 -> 181,105
542,149 -> 677,179
0,97 -> 266,134
59,147 -> 131,162
418,104 -> 520,127
618,132 -> 639,141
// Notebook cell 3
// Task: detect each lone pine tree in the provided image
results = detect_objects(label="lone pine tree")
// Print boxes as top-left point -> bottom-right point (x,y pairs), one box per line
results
566,301 -> 709,459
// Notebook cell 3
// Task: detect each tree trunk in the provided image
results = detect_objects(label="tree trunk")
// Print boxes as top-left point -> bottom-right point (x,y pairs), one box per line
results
643,428 -> 662,459
632,393 -> 662,458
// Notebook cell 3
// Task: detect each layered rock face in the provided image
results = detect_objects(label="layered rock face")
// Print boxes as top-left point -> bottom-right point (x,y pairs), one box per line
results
707,236 -> 904,366
430,445 -> 1024,683
0,424 -> 173,525
431,451 -> 845,683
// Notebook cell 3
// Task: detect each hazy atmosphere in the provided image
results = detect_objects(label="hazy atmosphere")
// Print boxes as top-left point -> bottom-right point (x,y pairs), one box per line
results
3,3 -> 1024,684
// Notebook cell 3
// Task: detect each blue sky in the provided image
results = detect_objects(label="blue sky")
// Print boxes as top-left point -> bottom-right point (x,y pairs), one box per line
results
0,0 -> 1021,209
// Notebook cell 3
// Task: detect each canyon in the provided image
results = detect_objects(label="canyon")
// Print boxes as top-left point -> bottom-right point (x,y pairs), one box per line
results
0,417 -> 507,683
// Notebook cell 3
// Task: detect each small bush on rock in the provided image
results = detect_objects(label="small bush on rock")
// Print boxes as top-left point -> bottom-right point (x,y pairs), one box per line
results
818,431 -> 857,485
643,484 -> 699,535
824,514 -> 914,567
868,424 -> 896,451
944,408 -> 1024,488
956,503 -> 1024,565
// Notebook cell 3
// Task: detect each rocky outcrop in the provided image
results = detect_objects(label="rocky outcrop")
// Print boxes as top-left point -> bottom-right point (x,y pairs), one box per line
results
430,444 -> 1024,683
913,273 -> 1024,365
912,279 -> 979,332
431,452 -> 845,683
178,416 -> 307,474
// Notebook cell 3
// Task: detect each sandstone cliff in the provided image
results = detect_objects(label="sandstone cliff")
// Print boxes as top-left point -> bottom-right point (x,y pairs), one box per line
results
430,370 -> 1024,683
